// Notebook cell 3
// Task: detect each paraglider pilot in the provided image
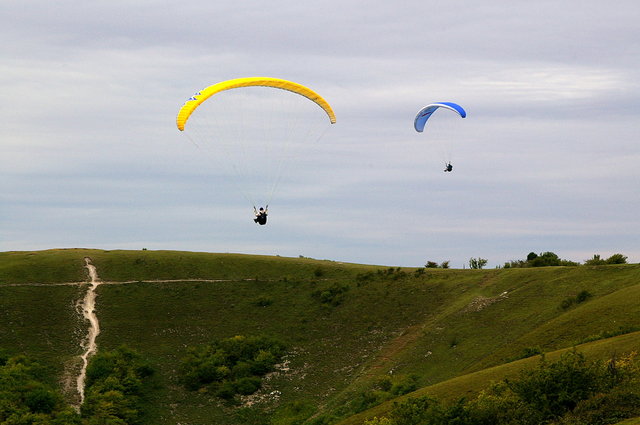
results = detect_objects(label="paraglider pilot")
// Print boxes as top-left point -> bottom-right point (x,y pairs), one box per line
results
444,162 -> 453,172
254,206 -> 268,225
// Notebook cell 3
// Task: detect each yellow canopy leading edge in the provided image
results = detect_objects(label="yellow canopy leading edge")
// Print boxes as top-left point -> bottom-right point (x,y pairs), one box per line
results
176,77 -> 337,131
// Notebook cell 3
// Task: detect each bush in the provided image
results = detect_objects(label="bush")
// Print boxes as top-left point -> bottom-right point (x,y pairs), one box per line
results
81,346 -> 154,424
235,376 -> 262,395
469,258 -> 488,269
575,290 -> 592,303
519,346 -> 542,359
424,261 -> 450,269
388,396 -> 436,425
586,253 -> 628,265
390,374 -> 420,396
560,390 -> 640,424
508,351 -> 605,420
606,253 -> 628,264
367,350 -> 640,425
312,283 -> 349,306
506,251 -> 579,268
0,355 -> 80,423
179,335 -> 286,400
23,387 -> 59,413
561,290 -> 592,310
413,268 -> 425,278
374,376 -> 393,392
529,251 -> 560,267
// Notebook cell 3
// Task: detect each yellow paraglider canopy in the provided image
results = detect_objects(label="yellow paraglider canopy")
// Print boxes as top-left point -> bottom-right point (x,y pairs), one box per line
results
176,77 -> 336,131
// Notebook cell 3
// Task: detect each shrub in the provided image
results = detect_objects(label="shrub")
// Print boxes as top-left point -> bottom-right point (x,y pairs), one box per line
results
606,253 -> 628,264
424,261 -> 450,269
585,253 -> 628,266
575,290 -> 592,303
351,390 -> 388,413
81,346 -> 154,424
584,254 -> 606,266
578,325 -> 640,344
23,387 -> 59,414
388,396 -> 435,425
508,351 -> 604,420
519,346 -> 542,359
469,258 -> 488,269
561,297 -> 575,310
364,417 -> 394,425
374,376 -> 393,392
179,335 -> 286,400
529,251 -> 560,267
312,283 -> 350,306
356,271 -> 375,285
235,376 -> 262,395
561,290 -> 592,310
216,381 -> 237,400
560,390 -> 640,424
367,350 -> 640,425
413,268 -> 425,278
390,374 -> 420,396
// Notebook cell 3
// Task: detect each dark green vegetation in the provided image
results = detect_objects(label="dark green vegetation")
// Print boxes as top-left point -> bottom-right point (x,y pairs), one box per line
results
180,335 -> 286,399
504,251 -> 627,268
0,347 -> 154,424
1,249 -> 640,425
82,346 -> 154,424
0,353 -> 79,424
363,350 -> 640,425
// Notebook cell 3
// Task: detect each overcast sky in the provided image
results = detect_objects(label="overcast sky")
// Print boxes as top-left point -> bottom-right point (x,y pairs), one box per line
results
2,0 -> 639,267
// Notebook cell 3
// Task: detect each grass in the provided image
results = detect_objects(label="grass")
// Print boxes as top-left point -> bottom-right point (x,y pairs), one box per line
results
0,249 -> 89,284
1,249 -> 639,425
0,283 -> 85,399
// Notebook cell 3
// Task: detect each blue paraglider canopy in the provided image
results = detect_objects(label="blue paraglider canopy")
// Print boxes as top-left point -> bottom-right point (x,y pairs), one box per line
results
414,102 -> 466,133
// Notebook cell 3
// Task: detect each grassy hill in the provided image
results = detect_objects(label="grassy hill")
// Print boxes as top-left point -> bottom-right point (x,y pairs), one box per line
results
1,249 -> 639,425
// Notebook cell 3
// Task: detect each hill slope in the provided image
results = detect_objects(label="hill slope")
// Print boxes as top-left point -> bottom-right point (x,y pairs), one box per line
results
1,249 -> 639,425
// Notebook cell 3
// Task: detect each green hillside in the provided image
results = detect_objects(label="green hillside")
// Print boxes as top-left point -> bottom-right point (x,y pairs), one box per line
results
1,249 -> 639,425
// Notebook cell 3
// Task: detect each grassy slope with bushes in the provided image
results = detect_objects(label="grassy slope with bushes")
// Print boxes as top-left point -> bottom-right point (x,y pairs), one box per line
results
0,249 -> 639,425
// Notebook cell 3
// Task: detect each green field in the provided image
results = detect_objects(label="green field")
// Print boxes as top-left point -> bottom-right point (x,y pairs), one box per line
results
1,249 -> 639,424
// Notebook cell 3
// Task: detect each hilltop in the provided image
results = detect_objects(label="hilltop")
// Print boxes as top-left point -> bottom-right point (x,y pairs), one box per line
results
1,249 -> 639,424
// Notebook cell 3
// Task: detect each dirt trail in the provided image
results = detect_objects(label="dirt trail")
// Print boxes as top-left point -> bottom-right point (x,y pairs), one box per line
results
76,257 -> 102,406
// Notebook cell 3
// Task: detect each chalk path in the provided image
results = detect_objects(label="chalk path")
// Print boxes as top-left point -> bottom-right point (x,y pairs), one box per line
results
76,257 -> 102,406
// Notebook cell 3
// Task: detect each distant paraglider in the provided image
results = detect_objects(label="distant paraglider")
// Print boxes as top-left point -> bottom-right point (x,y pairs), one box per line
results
414,102 -> 466,172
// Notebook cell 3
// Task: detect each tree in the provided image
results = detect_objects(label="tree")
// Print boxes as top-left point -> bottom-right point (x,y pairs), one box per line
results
585,253 -> 627,266
529,251 -> 560,267
606,253 -> 628,264
469,258 -> 488,269
584,254 -> 605,266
